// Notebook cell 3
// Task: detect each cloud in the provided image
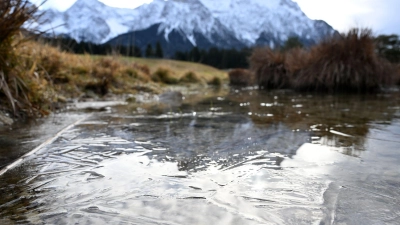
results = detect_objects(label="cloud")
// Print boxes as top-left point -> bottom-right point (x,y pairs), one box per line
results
294,0 -> 400,35
38,0 -> 76,11
39,0 -> 153,11
367,0 -> 400,35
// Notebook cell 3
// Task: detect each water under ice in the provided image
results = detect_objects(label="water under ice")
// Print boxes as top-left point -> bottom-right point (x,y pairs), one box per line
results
0,89 -> 399,224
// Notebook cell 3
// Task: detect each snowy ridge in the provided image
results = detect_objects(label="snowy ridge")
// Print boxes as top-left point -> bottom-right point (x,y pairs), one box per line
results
40,0 -> 135,43
200,0 -> 322,45
129,0 -> 229,46
39,0 -> 335,49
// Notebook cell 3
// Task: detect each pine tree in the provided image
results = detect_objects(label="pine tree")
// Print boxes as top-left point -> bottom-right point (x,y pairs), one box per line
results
190,47 -> 201,62
133,46 -> 142,57
155,42 -> 164,58
145,44 -> 154,58
282,36 -> 303,51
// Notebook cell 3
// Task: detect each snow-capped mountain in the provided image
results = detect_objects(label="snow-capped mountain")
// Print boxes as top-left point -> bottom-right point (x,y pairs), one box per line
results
200,0 -> 333,47
40,0 -> 135,43
106,0 -> 246,54
40,0 -> 335,54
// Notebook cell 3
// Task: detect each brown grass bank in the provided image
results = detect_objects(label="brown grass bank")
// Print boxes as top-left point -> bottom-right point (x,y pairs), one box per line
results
1,40 -> 227,119
250,28 -> 396,93
6,41 -> 159,111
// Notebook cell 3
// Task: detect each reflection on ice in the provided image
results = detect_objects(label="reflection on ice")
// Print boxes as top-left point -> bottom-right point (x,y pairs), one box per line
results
0,112 -> 316,224
282,143 -> 347,167
0,88 -> 400,224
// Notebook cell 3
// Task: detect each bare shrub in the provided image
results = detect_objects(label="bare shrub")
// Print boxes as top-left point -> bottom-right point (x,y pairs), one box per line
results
228,68 -> 254,86
295,28 -> 393,92
207,76 -> 222,86
250,47 -> 290,89
180,71 -> 201,83
152,68 -> 179,84
133,63 -> 151,75
250,28 -> 396,93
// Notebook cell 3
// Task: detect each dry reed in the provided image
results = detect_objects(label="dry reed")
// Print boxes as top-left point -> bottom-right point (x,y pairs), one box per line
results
180,71 -> 201,83
250,28 -> 396,93
228,68 -> 254,86
250,47 -> 290,89
0,0 -> 47,115
295,29 -> 393,92
152,68 -> 179,84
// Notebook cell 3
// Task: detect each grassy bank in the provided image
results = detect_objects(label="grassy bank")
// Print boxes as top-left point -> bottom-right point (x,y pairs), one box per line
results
121,57 -> 227,83
0,40 -> 227,117
1,41 -> 227,120
250,28 -> 398,93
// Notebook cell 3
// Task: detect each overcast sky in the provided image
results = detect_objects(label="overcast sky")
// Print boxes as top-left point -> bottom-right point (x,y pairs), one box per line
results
39,0 -> 400,35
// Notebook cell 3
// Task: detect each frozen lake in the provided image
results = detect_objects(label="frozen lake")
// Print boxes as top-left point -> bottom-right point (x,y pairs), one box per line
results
1,88 -> 399,224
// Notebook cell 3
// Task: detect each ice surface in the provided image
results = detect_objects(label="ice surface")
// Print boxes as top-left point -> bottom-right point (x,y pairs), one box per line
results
1,90 -> 399,224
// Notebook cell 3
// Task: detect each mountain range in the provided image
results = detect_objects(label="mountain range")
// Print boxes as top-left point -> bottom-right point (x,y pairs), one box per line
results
39,0 -> 336,56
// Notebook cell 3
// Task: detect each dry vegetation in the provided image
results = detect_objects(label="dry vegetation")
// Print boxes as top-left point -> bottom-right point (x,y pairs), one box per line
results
124,57 -> 227,84
3,41 -> 227,117
179,71 -> 202,83
250,28 -> 397,93
396,64 -> 400,85
228,68 -> 254,86
0,0 -> 44,116
7,41 -> 159,111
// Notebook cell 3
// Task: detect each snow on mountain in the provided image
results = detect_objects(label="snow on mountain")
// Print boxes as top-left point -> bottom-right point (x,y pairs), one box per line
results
199,0 -> 332,46
39,0 -> 335,51
40,0 -> 135,43
128,0 -> 235,47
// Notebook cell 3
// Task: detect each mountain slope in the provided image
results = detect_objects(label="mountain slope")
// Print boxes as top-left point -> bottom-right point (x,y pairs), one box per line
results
199,0 -> 333,47
39,0 -> 336,54
40,0 -> 135,43
108,0 -> 245,54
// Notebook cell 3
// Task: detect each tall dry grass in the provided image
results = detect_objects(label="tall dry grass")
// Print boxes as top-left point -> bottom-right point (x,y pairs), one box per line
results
295,29 -> 393,92
250,47 -> 289,89
1,37 -> 159,116
152,67 -> 179,84
250,28 -> 396,93
180,71 -> 201,83
0,0 -> 46,115
395,64 -> 400,85
228,68 -> 254,86
24,42 -> 155,96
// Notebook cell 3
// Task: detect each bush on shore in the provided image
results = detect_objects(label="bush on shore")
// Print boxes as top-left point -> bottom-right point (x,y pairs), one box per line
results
250,28 -> 396,93
250,48 -> 290,89
152,68 -> 179,84
228,68 -> 254,86
207,76 -> 222,86
180,71 -> 201,83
